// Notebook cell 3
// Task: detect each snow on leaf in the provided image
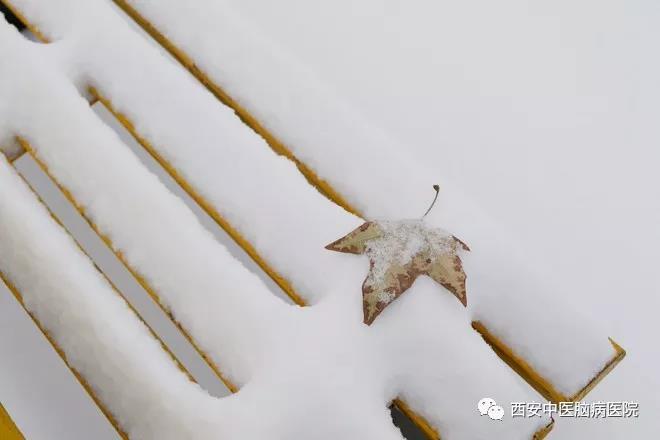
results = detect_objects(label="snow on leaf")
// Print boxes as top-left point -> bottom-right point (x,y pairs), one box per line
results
326,219 -> 469,325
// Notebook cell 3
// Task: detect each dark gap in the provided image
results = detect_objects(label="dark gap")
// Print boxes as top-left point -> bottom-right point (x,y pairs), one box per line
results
391,405 -> 428,440
1,3 -> 26,31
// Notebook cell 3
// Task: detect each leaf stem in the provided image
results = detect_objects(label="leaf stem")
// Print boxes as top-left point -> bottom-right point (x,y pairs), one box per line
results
421,185 -> 440,219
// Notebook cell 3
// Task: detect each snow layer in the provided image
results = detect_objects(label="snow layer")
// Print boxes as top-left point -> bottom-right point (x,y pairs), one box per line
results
0,4 -> 550,439
0,13 -> 281,388
368,220 -> 457,269
116,0 -> 619,397
0,154 -> 228,439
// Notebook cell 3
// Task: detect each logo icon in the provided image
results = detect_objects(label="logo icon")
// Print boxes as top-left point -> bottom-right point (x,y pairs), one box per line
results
478,397 -> 504,421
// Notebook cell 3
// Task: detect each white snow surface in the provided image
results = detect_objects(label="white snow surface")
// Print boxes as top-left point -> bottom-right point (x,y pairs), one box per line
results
111,0 -> 615,396
129,1 -> 659,437
0,6 -> 551,440
0,155 -> 229,439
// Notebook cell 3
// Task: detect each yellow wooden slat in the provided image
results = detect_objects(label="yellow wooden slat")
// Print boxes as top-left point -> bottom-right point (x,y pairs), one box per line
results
0,273 -> 126,440
111,0 -> 360,217
0,403 -> 24,440
473,321 -> 626,403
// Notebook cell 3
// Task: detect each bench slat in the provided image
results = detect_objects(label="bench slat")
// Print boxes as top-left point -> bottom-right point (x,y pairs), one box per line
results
0,403 -> 25,440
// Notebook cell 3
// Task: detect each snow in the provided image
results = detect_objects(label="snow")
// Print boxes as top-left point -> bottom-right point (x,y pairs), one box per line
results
0,3 -> 552,438
1,280 -> 118,439
369,220 -> 456,266
108,0 -> 619,398
0,13 -> 281,388
0,154 -> 227,439
136,0 -> 659,437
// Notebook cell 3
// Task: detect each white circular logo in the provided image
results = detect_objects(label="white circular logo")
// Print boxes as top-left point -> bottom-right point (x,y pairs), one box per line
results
477,397 -> 497,416
488,405 -> 505,421
477,397 -> 504,421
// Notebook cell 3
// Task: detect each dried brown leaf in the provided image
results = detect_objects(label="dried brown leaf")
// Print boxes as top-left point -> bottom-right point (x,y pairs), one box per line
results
326,220 -> 469,324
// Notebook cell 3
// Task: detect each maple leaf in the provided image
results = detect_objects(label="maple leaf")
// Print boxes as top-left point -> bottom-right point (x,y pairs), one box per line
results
325,187 -> 469,325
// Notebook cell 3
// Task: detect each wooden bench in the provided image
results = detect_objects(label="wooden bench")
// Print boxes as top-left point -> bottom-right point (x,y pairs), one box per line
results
0,1 -> 624,438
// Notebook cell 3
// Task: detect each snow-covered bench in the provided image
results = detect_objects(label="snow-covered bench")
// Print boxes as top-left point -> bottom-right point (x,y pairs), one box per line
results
0,1 -> 624,439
